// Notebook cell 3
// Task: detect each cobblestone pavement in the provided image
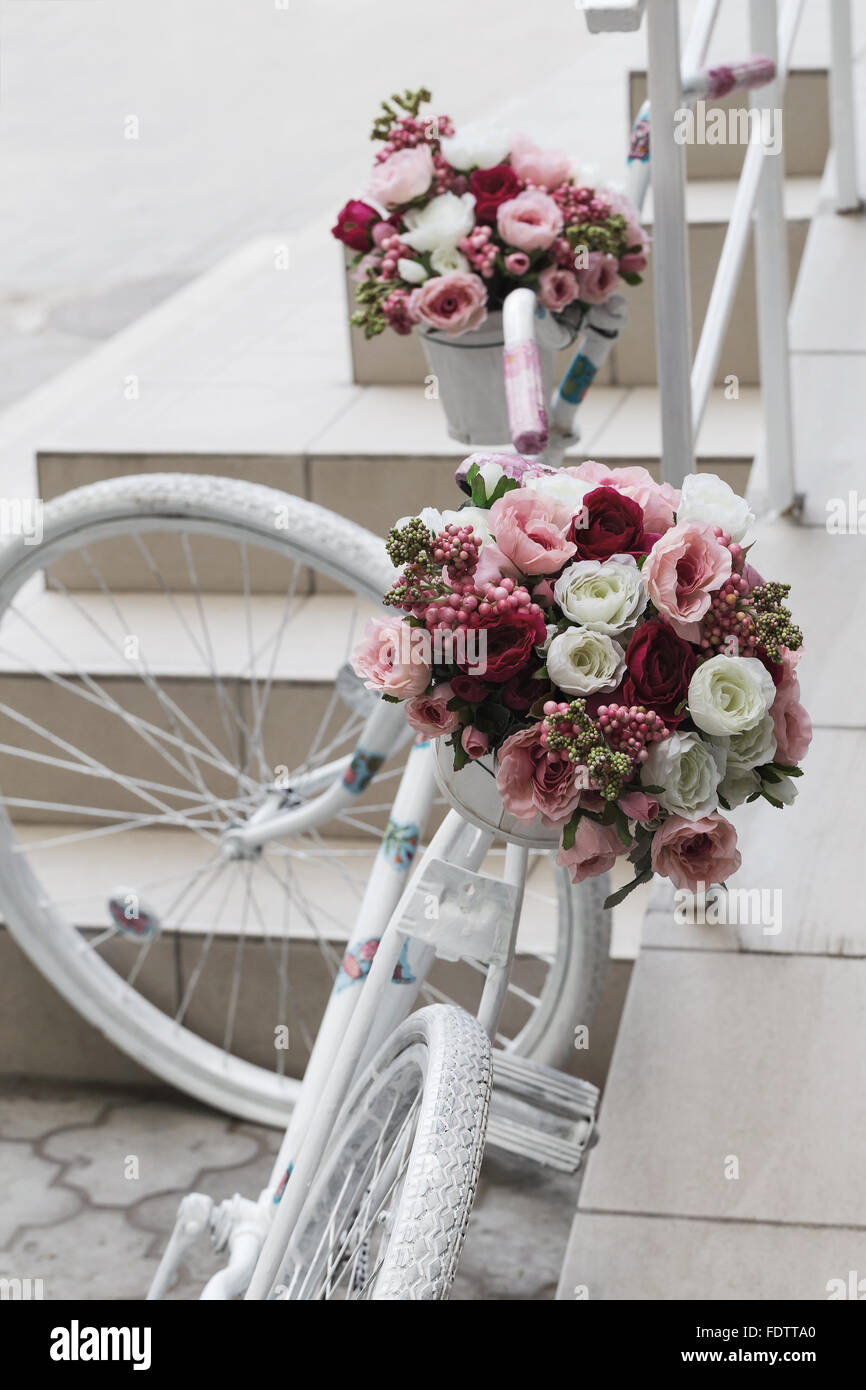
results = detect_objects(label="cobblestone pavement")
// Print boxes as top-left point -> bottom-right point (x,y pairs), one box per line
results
0,1078 -> 580,1301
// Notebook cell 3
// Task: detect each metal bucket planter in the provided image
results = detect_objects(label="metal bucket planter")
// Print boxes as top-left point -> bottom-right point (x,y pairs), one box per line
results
418,310 -> 576,448
432,737 -> 560,850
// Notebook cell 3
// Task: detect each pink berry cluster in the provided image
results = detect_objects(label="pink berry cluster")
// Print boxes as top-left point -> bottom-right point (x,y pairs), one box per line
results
381,288 -> 415,335
422,576 -> 542,635
595,704 -> 670,765
379,233 -> 412,279
550,236 -> 576,269
699,531 -> 755,656
458,226 -> 497,277
431,522 -> 481,580
433,152 -> 466,195
550,182 -> 611,224
374,113 -> 454,162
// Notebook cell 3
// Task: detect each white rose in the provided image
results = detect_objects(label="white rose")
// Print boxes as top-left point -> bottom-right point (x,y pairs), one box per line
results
402,192 -> 476,254
439,121 -> 511,171
719,765 -> 761,809
470,459 -> 505,500
676,472 -> 754,543
641,731 -> 725,821
524,471 -> 590,511
537,623 -> 558,656
687,655 -> 775,736
441,505 -> 493,545
397,257 -> 428,285
430,245 -> 470,275
546,629 -> 625,696
396,506 -> 444,534
711,712 -> 777,774
553,556 -> 647,637
764,771 -> 798,805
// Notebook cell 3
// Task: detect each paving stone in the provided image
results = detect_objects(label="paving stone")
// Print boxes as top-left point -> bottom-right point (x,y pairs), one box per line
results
0,1207 -> 155,1302
41,1099 -> 259,1206
0,1141 -> 81,1247
0,1080 -> 108,1141
454,1150 -> 583,1302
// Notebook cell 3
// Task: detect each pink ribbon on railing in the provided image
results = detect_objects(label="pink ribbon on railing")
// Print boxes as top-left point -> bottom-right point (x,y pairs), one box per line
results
704,56 -> 775,100
504,339 -> 549,455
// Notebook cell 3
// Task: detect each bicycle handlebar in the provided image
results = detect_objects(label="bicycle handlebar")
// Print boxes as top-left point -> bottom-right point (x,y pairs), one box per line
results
503,288 -> 549,456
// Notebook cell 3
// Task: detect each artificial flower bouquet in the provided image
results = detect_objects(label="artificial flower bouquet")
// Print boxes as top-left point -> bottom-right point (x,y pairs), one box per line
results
352,456 -> 811,908
332,88 -> 649,340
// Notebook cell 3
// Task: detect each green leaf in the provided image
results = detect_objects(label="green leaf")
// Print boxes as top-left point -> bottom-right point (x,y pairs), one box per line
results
619,271 -> 642,286
486,476 -> 520,506
561,811 -> 581,851
772,762 -> 804,777
761,790 -> 784,809
604,866 -> 653,910
760,766 -> 782,784
639,784 -> 665,795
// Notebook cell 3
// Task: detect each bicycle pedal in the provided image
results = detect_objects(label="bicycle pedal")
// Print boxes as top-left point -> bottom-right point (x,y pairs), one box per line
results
487,1053 -> 599,1173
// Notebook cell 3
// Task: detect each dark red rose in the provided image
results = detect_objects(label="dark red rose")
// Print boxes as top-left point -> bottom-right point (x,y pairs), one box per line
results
465,607 -> 547,684
451,673 -> 489,703
622,619 -> 697,727
469,164 -> 521,223
331,200 -> 380,252
502,668 -> 552,712
569,486 -> 650,561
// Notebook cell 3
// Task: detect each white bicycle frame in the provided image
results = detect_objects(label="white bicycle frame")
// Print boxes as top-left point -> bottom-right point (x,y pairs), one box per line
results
149,51 -> 779,1301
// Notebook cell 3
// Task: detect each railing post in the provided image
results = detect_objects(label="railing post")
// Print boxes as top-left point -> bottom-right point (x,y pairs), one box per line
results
749,0 -> 796,515
829,0 -> 863,213
646,0 -> 694,488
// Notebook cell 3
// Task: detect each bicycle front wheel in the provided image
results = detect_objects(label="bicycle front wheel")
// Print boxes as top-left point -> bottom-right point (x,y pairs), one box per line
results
266,1005 -> 490,1300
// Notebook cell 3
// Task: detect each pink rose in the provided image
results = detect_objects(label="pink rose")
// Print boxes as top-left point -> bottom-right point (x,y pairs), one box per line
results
770,660 -> 812,763
504,251 -> 531,275
643,522 -> 732,639
461,725 -> 489,760
556,818 -> 625,884
497,725 -> 582,827
575,250 -> 620,304
405,684 -> 460,739
351,616 -> 431,699
410,272 -> 488,336
651,812 -> 741,892
497,190 -> 563,252
509,135 -> 572,191
565,460 -> 679,532
367,145 -> 434,209
489,490 -> 576,576
538,266 -> 580,313
617,789 -> 660,823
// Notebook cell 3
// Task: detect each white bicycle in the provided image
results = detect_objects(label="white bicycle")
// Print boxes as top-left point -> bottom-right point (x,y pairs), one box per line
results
0,54 -> 773,1299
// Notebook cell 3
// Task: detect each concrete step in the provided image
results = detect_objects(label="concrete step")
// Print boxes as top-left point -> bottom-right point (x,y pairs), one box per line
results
37,376 -> 758,551
557,948 -> 866,1299
628,67 -> 830,181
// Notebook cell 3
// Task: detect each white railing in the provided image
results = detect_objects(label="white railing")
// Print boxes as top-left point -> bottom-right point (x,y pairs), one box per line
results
581,0 -> 861,511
